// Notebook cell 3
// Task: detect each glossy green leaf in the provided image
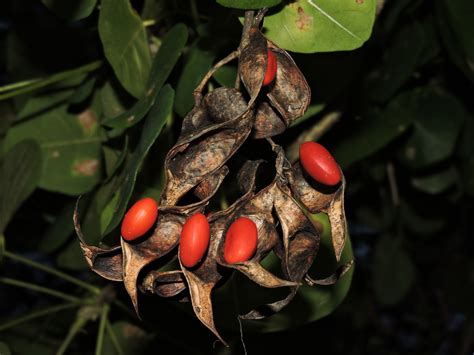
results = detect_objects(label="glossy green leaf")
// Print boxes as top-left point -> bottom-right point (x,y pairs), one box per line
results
104,85 -> 174,235
262,0 -> 376,53
217,0 -> 281,9
333,91 -> 416,168
373,235 -> 415,305
175,40 -> 215,117
41,0 -> 97,21
99,0 -> 152,98
103,24 -> 187,129
397,89 -> 466,169
0,140 -> 42,233
4,107 -> 102,195
411,166 -> 459,194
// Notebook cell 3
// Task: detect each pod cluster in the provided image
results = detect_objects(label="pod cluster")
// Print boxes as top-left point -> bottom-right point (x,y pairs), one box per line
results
75,11 -> 351,345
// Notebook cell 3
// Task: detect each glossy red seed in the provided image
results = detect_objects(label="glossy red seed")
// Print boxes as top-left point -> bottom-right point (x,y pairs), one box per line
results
223,217 -> 258,264
180,213 -> 211,268
299,141 -> 341,186
262,49 -> 277,86
121,197 -> 158,241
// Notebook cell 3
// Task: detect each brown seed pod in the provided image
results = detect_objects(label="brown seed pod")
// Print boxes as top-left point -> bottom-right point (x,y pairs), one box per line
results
238,15 -> 310,137
161,107 -> 254,206
287,162 -> 347,261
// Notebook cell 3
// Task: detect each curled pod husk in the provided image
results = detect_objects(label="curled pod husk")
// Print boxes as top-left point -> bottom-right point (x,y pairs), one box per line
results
74,208 -> 123,282
140,270 -> 187,299
215,182 -> 299,289
238,19 -> 310,137
287,162 -> 347,261
161,97 -> 254,206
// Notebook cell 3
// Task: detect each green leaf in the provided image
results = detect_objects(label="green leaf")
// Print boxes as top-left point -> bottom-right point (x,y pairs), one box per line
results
213,65 -> 238,87
4,107 -> 102,195
0,342 -> 11,355
175,40 -> 215,117
411,166 -> 459,194
373,235 -> 415,305
397,89 -> 466,169
366,22 -> 425,102
69,76 -> 97,105
0,234 -> 5,264
41,0 -> 97,21
103,24 -> 187,129
39,201 -> 76,254
104,85 -> 174,235
99,0 -> 152,98
0,140 -> 42,233
262,0 -> 376,53
436,0 -> 474,81
99,80 -> 130,120
217,0 -> 281,10
16,76 -> 86,122
400,201 -> 445,236
57,239 -> 88,270
333,92 -> 416,168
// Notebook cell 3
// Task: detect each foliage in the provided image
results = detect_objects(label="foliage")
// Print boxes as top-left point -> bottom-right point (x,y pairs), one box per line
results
0,0 -> 473,354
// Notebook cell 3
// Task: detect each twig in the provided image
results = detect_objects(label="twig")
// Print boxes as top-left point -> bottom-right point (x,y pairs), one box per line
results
386,162 -> 400,207
193,51 -> 239,103
0,277 -> 84,304
287,111 -> 342,162
0,302 -> 79,333
105,319 -> 124,355
3,250 -> 100,295
95,304 -> 110,355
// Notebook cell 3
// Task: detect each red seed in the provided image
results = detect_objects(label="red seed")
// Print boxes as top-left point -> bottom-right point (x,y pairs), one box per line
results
223,217 -> 258,264
121,197 -> 158,241
180,213 -> 211,268
262,49 -> 277,86
299,141 -> 341,186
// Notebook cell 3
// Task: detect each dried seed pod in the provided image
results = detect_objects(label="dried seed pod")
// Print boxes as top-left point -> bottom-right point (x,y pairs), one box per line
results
140,270 -> 187,298
75,10 -> 350,346
179,215 -> 229,346
266,42 -> 311,124
161,108 -> 254,206
252,102 -> 286,139
122,209 -> 187,313
203,87 -> 248,123
238,18 -> 310,133
74,207 -> 124,282
287,163 -> 347,261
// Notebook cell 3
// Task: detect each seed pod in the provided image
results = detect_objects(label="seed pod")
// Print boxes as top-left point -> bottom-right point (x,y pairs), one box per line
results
121,198 -> 158,241
180,213 -> 211,268
299,141 -> 341,186
203,87 -> 248,123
